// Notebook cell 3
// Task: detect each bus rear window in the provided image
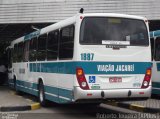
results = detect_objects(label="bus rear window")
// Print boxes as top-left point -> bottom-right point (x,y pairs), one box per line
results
80,17 -> 149,46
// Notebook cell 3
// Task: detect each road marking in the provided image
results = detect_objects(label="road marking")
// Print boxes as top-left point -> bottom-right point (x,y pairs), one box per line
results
129,104 -> 145,112
10,91 -> 16,95
31,103 -> 41,110
106,101 -> 118,106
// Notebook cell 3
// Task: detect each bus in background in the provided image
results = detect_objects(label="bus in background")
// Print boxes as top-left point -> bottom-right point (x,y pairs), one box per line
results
150,30 -> 160,95
7,13 -> 151,106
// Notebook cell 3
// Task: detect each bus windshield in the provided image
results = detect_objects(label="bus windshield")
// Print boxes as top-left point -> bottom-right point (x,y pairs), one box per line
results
80,17 -> 149,46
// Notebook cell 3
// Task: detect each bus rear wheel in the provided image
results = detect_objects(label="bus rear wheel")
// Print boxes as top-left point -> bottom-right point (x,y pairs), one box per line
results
38,81 -> 46,106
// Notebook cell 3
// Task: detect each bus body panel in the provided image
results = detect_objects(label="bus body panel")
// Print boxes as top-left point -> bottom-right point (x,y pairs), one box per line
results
7,13 -> 151,104
150,35 -> 160,95
74,87 -> 151,101
75,46 -> 151,90
152,60 -> 160,94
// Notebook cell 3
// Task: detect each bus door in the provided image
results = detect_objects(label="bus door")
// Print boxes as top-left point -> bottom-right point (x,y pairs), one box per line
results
22,40 -> 31,89
28,36 -> 39,91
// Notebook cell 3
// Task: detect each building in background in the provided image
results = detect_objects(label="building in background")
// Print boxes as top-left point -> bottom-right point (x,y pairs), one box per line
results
0,0 -> 159,43
0,0 -> 159,24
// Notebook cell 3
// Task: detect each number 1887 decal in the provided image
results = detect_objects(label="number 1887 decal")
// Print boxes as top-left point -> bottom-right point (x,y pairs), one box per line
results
81,53 -> 94,61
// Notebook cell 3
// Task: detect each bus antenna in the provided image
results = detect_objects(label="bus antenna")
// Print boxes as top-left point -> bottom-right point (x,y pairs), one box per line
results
79,8 -> 84,14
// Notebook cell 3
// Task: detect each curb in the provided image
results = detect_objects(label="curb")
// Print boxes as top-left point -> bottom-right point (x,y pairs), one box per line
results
105,102 -> 160,113
0,103 -> 41,112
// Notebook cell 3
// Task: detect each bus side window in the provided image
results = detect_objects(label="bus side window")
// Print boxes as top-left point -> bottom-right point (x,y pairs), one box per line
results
23,41 -> 29,62
29,37 -> 37,61
37,34 -> 47,61
7,48 -> 12,68
155,38 -> 160,61
47,30 -> 59,60
17,42 -> 24,62
150,38 -> 155,61
59,25 -> 74,59
13,44 -> 18,63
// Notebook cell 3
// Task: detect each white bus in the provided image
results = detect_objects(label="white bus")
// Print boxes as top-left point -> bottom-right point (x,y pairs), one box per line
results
7,13 -> 152,105
150,30 -> 160,95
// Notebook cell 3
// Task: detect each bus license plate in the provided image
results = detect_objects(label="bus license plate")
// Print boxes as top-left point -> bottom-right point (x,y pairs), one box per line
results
109,77 -> 122,83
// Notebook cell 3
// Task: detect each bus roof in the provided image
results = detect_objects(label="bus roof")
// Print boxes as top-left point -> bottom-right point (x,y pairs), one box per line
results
80,13 -> 146,20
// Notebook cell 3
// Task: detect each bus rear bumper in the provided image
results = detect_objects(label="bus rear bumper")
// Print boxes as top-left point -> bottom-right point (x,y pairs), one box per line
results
74,86 -> 151,101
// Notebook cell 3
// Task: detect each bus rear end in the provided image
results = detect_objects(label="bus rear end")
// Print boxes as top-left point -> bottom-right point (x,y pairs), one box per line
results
73,14 -> 152,102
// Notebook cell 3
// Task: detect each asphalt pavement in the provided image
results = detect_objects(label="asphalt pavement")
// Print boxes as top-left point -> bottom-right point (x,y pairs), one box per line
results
1,103 -> 159,119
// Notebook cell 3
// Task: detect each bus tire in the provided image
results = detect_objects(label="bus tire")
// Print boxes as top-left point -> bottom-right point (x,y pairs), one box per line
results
38,81 -> 46,106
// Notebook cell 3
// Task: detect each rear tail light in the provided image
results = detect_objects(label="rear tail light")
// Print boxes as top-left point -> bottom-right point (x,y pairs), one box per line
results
76,67 -> 89,90
141,68 -> 151,88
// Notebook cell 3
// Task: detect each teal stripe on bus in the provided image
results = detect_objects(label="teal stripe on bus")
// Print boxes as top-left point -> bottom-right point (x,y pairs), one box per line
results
16,80 -> 73,103
152,82 -> 160,88
152,82 -> 160,95
30,62 -> 152,74
152,89 -> 160,95
156,63 -> 160,71
16,80 -> 38,96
